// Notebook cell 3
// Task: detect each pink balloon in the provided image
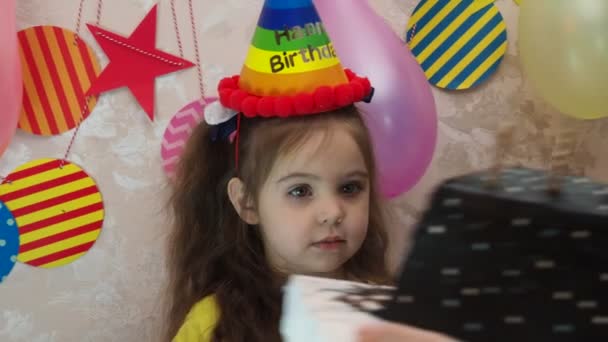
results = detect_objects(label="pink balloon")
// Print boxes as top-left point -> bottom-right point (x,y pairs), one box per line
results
0,0 -> 23,158
314,0 -> 437,198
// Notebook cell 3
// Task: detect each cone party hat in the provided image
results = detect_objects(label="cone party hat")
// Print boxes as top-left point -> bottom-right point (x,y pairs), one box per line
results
216,0 -> 373,118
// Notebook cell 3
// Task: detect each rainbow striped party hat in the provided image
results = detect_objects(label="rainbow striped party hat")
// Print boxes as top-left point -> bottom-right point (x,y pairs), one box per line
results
213,0 -> 373,119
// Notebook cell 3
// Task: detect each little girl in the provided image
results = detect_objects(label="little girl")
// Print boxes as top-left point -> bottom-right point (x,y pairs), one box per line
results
166,103 -> 392,341
165,1 -> 393,341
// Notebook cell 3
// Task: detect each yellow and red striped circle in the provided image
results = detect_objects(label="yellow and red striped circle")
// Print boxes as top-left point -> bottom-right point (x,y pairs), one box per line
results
17,26 -> 100,136
0,159 -> 104,268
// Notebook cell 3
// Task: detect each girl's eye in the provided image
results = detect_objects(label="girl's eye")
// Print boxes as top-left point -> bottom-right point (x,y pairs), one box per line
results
288,185 -> 313,198
341,182 -> 363,195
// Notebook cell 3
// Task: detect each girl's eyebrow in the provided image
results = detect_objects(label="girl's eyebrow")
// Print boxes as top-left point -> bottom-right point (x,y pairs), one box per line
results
344,170 -> 369,179
277,172 -> 320,183
277,170 -> 369,183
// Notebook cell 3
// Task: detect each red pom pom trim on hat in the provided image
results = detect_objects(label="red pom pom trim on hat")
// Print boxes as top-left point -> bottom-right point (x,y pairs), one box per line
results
257,97 -> 275,117
230,90 -> 249,112
275,97 -> 294,117
351,81 -> 365,102
241,96 -> 259,117
294,93 -> 314,115
344,69 -> 355,81
335,84 -> 354,107
218,77 -> 236,90
360,77 -> 372,95
314,86 -> 334,111
220,69 -> 373,118
219,89 -> 233,107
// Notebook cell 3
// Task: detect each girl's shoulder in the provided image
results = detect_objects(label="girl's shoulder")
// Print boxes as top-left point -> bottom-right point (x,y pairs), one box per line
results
173,295 -> 219,342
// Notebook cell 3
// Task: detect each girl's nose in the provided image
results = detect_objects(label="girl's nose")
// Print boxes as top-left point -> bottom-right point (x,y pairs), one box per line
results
317,195 -> 345,226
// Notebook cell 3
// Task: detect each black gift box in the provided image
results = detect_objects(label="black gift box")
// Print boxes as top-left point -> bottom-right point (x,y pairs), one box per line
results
378,168 -> 608,341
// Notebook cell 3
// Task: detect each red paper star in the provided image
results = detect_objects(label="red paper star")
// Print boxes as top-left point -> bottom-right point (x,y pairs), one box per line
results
86,5 -> 194,121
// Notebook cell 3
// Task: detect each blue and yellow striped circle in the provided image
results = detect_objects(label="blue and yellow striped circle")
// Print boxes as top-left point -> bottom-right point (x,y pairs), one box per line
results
406,0 -> 508,90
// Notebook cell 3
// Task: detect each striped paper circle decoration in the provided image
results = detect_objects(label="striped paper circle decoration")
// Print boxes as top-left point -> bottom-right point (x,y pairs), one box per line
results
0,200 -> 19,283
17,26 -> 100,136
0,159 -> 104,268
406,0 -> 508,90
238,0 -> 348,96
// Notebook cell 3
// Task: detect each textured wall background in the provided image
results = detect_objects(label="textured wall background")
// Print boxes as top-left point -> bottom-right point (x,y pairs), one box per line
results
1,0 -> 607,341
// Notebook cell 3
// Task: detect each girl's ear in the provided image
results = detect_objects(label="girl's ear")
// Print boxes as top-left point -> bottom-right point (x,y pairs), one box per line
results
227,177 -> 260,225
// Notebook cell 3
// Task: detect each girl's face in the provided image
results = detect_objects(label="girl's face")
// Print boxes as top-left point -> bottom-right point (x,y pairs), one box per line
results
255,122 -> 370,278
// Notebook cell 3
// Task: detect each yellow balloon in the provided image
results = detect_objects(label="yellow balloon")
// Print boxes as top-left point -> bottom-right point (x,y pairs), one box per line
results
519,0 -> 608,119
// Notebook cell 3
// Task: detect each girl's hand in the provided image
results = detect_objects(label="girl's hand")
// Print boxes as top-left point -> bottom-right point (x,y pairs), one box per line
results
357,321 -> 457,342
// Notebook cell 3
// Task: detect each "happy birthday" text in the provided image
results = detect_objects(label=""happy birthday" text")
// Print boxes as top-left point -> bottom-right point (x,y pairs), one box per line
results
269,22 -> 335,73
270,44 -> 336,73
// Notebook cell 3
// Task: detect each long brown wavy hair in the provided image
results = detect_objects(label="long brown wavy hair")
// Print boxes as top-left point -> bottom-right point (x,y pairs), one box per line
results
164,105 -> 392,341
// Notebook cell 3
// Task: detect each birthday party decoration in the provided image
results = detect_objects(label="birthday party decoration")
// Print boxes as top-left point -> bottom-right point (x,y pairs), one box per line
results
217,0 -> 372,118
0,200 -> 19,284
86,4 -> 195,121
0,0 -> 23,157
519,0 -> 608,120
161,98 -> 217,179
315,0 -> 437,197
406,0 -> 507,90
0,159 -> 104,268
17,26 -> 100,136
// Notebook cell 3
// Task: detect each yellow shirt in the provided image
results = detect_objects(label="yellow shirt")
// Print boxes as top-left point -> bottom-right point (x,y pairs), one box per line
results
173,296 -> 219,342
